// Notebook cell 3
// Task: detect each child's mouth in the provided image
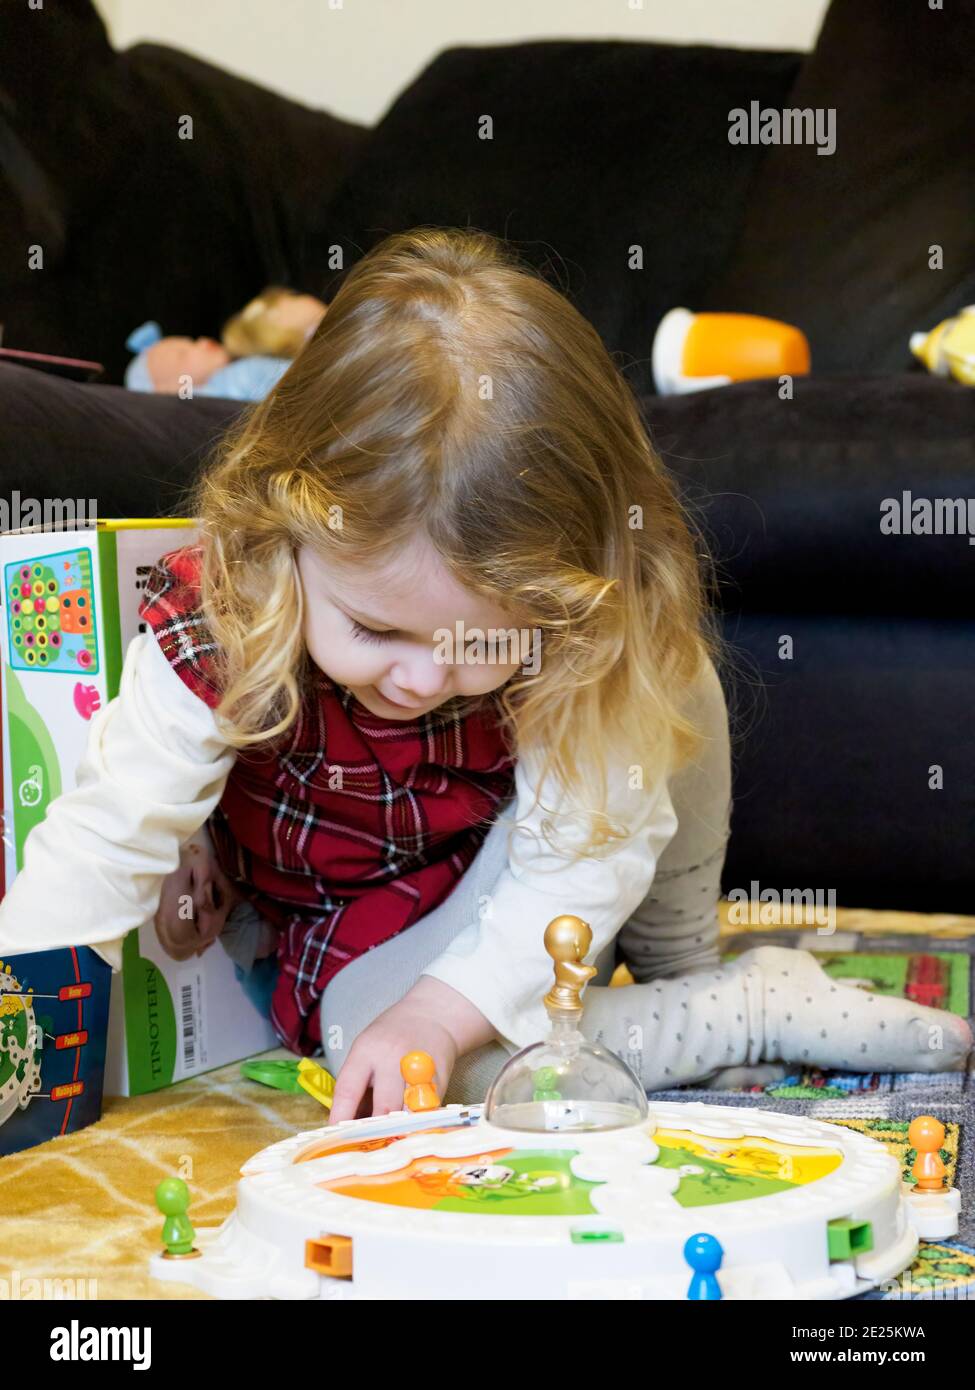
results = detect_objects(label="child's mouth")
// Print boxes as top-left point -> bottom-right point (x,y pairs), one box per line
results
375,686 -> 426,712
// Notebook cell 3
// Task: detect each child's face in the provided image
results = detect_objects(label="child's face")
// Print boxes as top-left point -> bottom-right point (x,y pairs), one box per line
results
296,538 -> 529,719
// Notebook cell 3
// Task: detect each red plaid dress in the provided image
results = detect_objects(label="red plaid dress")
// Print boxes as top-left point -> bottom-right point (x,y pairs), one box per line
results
138,546 -> 517,1054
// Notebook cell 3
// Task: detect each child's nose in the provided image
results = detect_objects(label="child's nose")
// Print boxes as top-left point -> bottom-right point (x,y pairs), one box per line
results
394,652 -> 451,699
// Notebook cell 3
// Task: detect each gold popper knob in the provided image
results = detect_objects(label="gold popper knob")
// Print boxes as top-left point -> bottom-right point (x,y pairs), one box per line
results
543,914 -> 597,1019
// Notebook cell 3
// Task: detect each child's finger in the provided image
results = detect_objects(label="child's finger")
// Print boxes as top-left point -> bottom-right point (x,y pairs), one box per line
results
371,1064 -> 409,1117
328,1054 -> 374,1125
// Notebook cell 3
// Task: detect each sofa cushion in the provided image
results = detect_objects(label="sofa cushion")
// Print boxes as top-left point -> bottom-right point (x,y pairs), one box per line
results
723,611 -> 974,913
4,364 -> 971,615
703,0 -> 975,372
306,39 -> 804,397
644,374 -> 975,617
0,4 -> 369,382
0,364 -> 240,515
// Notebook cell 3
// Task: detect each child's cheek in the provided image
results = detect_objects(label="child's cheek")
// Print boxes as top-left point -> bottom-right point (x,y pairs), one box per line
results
303,610 -> 381,686
454,656 -> 522,697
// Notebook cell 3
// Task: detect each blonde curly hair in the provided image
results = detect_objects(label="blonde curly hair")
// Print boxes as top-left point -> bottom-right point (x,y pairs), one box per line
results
191,226 -> 719,860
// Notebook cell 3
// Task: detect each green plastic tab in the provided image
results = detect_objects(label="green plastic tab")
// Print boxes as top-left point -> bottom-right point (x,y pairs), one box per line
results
827,1218 -> 874,1260
240,1059 -> 304,1093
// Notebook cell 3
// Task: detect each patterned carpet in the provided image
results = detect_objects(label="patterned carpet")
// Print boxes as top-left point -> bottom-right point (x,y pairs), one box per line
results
2,903 -> 972,1300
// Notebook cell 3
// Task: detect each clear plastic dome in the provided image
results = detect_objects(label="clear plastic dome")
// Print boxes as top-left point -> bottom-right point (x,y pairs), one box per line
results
484,1021 -> 649,1133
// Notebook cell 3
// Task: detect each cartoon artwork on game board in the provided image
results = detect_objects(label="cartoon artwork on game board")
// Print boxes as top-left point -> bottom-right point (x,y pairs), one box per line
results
0,947 -> 111,1157
5,549 -> 99,675
299,1120 -> 844,1216
150,915 -> 949,1302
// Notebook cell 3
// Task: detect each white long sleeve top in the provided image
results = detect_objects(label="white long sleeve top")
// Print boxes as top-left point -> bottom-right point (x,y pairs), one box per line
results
0,630 -> 679,1049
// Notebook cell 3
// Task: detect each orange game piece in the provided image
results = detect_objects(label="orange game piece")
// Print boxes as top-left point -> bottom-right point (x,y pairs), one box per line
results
401,1051 -> 440,1112
908,1115 -> 947,1192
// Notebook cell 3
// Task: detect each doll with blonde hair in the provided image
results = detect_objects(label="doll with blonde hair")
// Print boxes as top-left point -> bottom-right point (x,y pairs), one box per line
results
2,228 -> 969,1118
220,286 -> 326,359
124,288 -> 326,397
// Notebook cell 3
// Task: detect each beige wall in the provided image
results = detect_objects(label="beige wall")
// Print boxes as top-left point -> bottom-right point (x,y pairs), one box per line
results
94,0 -> 829,126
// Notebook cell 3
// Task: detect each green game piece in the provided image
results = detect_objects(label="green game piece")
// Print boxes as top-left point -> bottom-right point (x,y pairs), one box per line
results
826,1217 -> 873,1260
532,1065 -> 562,1103
571,1229 -> 624,1244
155,1178 -> 197,1256
240,1058 -> 304,1093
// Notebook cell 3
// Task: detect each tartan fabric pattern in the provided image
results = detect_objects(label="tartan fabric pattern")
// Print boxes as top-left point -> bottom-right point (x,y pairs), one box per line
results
136,546 -> 223,708
139,546 -> 517,1054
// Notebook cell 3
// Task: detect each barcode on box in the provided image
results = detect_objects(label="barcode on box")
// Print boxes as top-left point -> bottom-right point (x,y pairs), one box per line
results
181,982 -> 197,1070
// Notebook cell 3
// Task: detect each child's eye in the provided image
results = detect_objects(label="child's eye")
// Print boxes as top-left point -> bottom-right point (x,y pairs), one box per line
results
349,618 -> 394,645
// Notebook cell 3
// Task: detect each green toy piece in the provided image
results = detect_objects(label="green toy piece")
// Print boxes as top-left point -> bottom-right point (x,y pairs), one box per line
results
240,1058 -> 305,1093
155,1177 -> 199,1258
531,1065 -> 562,1103
826,1217 -> 874,1261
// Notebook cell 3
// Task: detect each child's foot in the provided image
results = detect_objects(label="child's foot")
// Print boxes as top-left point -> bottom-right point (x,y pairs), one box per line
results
581,946 -> 972,1091
706,1063 -> 788,1090
750,945 -> 973,1074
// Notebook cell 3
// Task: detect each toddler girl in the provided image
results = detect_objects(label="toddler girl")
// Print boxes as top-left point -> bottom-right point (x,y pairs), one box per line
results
0,228 -> 968,1122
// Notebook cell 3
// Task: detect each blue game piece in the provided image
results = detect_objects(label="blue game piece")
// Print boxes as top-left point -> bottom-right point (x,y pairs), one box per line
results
684,1232 -> 723,1300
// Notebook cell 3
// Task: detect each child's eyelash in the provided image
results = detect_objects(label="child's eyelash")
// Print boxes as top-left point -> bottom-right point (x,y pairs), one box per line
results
349,618 -> 394,645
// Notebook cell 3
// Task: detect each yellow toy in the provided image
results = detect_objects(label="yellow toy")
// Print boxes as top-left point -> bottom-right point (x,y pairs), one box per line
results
910,306 -> 975,386
296,1057 -> 335,1111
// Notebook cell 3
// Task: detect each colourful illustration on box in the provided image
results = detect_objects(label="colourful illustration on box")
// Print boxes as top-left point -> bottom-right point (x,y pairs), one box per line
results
0,947 -> 111,1156
5,549 -> 99,674
2,665 -> 63,871
0,960 -> 42,1128
309,1121 -> 843,1215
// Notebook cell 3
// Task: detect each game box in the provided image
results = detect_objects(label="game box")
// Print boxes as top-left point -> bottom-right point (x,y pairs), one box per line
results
0,521 -> 277,1120
0,945 -> 111,1158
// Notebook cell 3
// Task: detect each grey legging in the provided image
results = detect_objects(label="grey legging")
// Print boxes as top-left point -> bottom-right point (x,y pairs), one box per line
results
318,658 -> 732,1103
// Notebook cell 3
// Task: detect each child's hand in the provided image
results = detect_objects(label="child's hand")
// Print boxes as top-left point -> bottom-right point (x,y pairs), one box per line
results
328,976 -> 499,1123
154,827 -> 239,962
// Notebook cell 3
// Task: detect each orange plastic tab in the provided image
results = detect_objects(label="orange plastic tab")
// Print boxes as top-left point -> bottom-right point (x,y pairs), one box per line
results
305,1235 -> 353,1279
683,312 -> 810,381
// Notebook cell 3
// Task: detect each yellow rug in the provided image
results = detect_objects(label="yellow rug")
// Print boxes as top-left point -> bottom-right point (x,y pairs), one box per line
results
0,1048 -> 310,1300
2,903 -> 972,1300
